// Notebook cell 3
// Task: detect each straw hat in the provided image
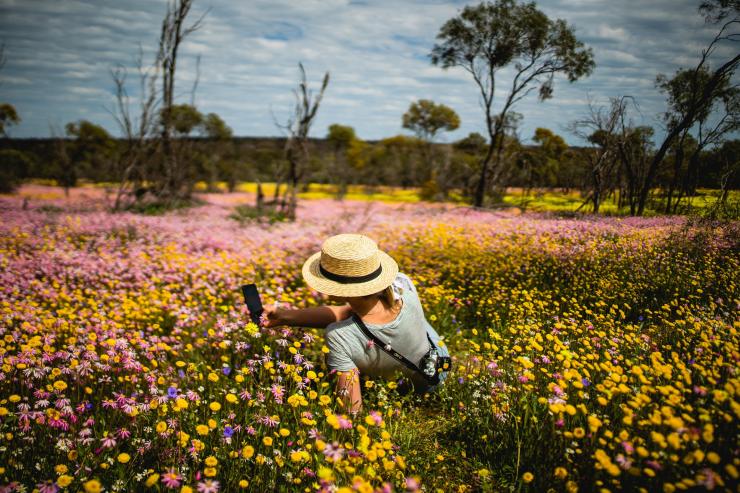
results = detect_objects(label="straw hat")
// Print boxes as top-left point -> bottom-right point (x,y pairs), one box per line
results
302,233 -> 398,297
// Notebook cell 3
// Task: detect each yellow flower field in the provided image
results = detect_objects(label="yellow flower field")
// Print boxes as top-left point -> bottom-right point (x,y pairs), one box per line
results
0,190 -> 737,492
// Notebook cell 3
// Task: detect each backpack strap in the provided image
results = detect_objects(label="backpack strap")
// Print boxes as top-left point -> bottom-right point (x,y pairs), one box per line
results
351,313 -> 437,385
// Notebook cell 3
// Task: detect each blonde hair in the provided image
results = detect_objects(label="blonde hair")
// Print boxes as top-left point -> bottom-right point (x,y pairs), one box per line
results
364,285 -> 401,313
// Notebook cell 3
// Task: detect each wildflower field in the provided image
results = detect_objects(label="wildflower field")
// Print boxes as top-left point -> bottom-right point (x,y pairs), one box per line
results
0,186 -> 738,493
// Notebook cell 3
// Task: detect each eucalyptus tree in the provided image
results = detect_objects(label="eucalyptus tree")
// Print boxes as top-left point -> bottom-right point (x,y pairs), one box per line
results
402,99 -> 461,198
431,0 -> 594,206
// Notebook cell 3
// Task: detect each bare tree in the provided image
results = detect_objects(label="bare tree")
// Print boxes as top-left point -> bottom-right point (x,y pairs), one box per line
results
569,97 -> 627,213
277,63 -> 329,219
108,48 -> 161,211
158,0 -> 207,204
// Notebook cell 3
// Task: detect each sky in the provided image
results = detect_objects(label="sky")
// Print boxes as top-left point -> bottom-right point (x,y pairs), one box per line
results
0,0 -> 736,145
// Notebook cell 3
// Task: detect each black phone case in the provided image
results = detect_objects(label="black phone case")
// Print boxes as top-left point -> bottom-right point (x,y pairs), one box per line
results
241,284 -> 263,325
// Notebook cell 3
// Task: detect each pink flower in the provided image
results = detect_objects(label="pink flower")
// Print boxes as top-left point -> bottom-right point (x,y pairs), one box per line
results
197,480 -> 220,493
323,441 -> 345,461
37,481 -> 59,493
162,469 -> 182,489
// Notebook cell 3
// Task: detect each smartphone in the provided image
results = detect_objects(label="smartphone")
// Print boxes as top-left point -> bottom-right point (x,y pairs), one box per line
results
241,284 -> 264,325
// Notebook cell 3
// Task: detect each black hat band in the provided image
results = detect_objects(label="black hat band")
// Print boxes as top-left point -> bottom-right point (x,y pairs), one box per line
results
319,263 -> 383,284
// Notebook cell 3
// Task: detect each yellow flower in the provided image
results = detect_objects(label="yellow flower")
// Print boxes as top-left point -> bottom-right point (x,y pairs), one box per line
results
209,401 -> 221,412
181,487 -> 193,493
117,452 -> 131,463
706,452 -> 720,464
279,428 -> 290,437
57,475 -> 73,487
263,436 -> 273,446
204,467 -> 217,477
208,372 -> 219,382
522,472 -> 534,483
145,474 -> 159,487
554,467 -> 568,479
242,445 -> 255,459
53,380 -> 67,391
239,479 -> 249,488
573,427 -> 585,439
318,467 -> 334,481
156,421 -> 168,433
205,456 -> 218,467
196,424 -> 209,436
84,479 -> 102,493
226,393 -> 238,404
55,464 -> 68,475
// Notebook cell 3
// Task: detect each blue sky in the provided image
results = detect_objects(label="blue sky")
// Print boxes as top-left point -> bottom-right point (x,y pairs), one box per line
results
0,0 -> 735,144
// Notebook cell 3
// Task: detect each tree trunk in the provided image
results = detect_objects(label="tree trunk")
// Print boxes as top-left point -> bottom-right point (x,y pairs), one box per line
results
474,144 -> 495,207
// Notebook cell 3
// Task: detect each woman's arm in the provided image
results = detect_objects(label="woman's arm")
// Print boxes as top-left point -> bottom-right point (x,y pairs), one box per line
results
336,368 -> 362,415
262,304 -> 352,329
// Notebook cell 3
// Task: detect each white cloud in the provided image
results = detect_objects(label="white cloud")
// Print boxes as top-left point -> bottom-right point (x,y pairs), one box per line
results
0,0 -> 736,145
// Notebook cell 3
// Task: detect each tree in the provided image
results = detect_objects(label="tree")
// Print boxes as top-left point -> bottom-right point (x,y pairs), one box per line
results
616,125 -> 654,215
165,103 -> 204,136
203,112 -> 233,140
0,103 -> 20,138
278,62 -> 330,219
64,120 -> 118,182
517,127 -> 567,193
569,97 -> 627,213
327,124 -> 357,198
200,112 -> 234,192
157,0 -> 206,204
0,46 -> 21,138
0,149 -> 33,193
402,99 -> 460,199
636,0 -> 739,215
431,0 -> 594,207
656,66 -> 739,212
402,99 -> 460,141
108,0 -> 205,211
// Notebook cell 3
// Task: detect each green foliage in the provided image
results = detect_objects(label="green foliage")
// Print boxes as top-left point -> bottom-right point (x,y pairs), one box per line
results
203,113 -> 233,140
454,132 -> 487,155
125,197 -> 203,215
402,99 -> 460,141
164,104 -> 205,136
430,0 -> 595,90
0,149 -> 33,193
0,103 -> 20,137
229,204 -> 289,225
326,124 -> 357,148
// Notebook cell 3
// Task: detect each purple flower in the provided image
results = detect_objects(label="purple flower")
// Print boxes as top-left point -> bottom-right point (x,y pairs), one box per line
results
222,367 -> 231,376
223,426 -> 234,438
581,378 -> 590,387
167,386 -> 178,399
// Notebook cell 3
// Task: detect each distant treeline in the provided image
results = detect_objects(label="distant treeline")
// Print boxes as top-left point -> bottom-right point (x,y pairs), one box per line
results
1,131 -> 737,203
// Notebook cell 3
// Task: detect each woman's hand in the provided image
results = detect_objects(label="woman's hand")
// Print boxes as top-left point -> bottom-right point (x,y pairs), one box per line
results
260,306 -> 287,328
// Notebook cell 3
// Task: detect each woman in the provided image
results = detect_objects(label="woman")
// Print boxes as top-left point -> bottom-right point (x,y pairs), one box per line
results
262,233 -> 449,414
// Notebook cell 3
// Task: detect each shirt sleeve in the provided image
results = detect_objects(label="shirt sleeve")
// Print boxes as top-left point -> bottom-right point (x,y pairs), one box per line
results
392,272 -> 418,298
325,331 -> 357,372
